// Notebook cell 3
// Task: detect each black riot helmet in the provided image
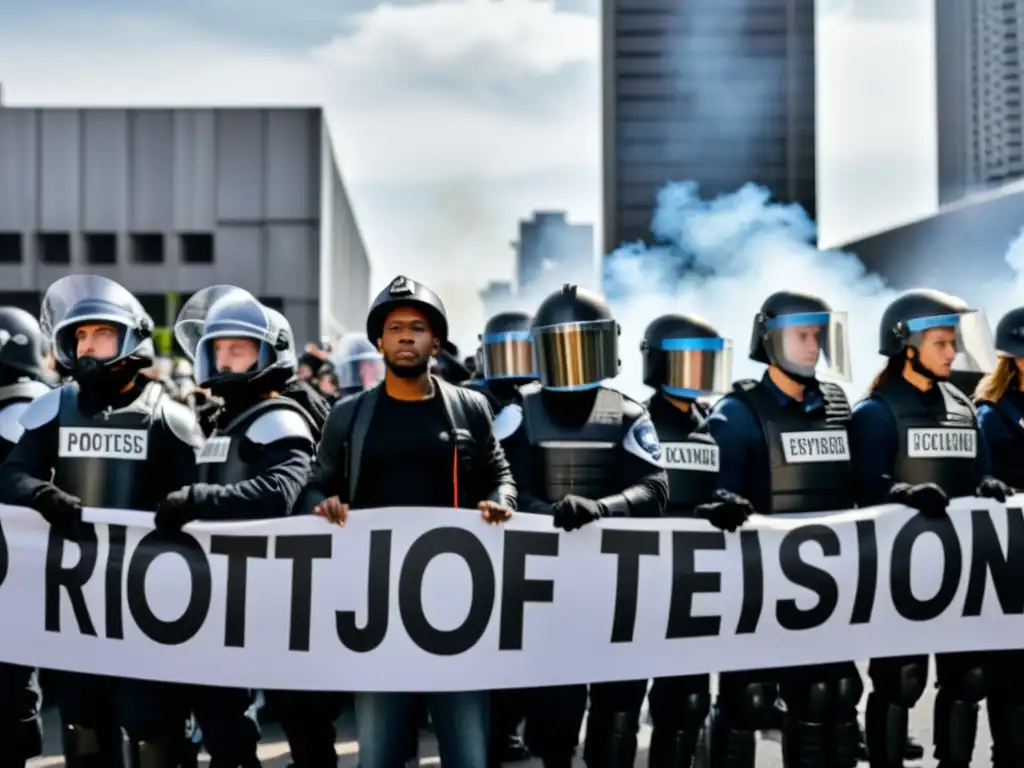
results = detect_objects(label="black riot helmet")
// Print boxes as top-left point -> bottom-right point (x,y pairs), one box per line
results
531,283 -> 619,391
333,331 -> 385,395
877,289 -> 996,377
366,275 -> 449,345
173,286 -> 296,392
479,311 -> 538,383
641,313 -> 731,399
42,274 -> 154,381
749,291 -> 851,382
0,306 -> 48,381
993,306 -> 1024,358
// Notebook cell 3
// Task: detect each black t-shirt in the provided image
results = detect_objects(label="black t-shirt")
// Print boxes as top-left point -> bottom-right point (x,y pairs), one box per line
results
354,390 -> 456,508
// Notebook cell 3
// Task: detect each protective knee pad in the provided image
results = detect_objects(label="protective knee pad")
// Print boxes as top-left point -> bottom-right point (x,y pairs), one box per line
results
731,683 -> 775,730
708,707 -> 755,768
833,674 -> 864,718
947,664 -> 986,704
932,689 -> 978,764
680,691 -> 712,730
864,693 -> 908,767
873,662 -> 927,709
583,710 -> 639,768
786,681 -> 832,723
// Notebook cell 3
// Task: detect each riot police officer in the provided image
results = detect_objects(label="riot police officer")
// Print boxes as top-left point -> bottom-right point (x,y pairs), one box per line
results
466,310 -> 538,764
501,284 -> 669,768
851,289 -> 1009,768
333,331 -> 385,399
639,313 -> 733,768
973,305 -> 1024,767
0,274 -> 203,767
704,291 -> 861,768
0,306 -> 52,766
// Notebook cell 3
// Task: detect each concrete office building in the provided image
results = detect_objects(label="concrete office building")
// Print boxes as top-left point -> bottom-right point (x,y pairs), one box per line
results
936,0 -> 1024,204
836,178 -> 1024,290
0,95 -> 370,349
516,211 -> 596,296
602,0 -> 816,256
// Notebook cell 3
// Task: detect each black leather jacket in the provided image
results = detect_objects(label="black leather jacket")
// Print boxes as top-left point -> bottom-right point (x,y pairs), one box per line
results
295,377 -> 517,513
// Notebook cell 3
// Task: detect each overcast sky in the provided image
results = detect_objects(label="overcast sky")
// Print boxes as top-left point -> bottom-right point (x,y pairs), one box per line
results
0,0 -> 938,338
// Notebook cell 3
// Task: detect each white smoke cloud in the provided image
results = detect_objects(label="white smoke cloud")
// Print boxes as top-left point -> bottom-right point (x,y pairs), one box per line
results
601,182 -> 1024,403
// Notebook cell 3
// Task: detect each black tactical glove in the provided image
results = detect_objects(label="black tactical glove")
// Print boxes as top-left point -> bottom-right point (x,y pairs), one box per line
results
889,482 -> 948,518
695,489 -> 754,532
31,486 -> 91,542
977,476 -> 1013,503
155,487 -> 197,533
551,494 -> 604,532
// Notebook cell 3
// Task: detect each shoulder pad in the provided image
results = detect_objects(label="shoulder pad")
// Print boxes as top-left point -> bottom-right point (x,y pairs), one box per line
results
621,410 -> 664,467
0,401 -> 31,444
732,378 -> 758,393
615,387 -> 648,421
19,385 -> 63,431
159,397 -> 205,449
493,403 -> 523,441
519,381 -> 542,396
246,406 -> 314,446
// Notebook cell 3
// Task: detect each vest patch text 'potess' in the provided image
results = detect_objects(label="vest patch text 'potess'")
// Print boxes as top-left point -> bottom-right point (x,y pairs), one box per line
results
661,442 -> 720,472
58,427 -> 148,460
196,436 -> 231,464
906,428 -> 976,459
780,430 -> 850,464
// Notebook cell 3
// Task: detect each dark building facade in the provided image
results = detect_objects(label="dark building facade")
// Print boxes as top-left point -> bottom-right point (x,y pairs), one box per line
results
936,0 -> 1024,205
602,0 -> 816,255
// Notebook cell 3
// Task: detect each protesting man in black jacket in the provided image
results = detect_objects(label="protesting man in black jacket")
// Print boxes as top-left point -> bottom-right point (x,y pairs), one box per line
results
296,274 -> 516,768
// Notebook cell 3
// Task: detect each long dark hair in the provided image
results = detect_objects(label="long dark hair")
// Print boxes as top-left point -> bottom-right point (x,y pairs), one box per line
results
868,353 -> 905,396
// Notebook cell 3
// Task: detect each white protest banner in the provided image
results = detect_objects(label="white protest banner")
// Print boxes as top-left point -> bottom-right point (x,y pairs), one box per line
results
0,497 -> 1021,692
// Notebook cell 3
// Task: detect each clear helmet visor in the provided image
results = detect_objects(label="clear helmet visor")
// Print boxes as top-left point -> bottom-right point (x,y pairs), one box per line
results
906,310 -> 997,373
173,285 -> 244,360
42,275 -> 150,369
660,337 -> 733,398
532,318 -> 619,391
763,311 -> 851,382
481,330 -> 538,380
338,353 -> 385,391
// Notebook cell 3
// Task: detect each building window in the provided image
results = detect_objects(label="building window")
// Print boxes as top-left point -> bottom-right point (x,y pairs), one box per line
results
181,233 -> 214,264
0,233 -> 21,263
84,233 -> 117,265
131,233 -> 164,264
36,233 -> 70,264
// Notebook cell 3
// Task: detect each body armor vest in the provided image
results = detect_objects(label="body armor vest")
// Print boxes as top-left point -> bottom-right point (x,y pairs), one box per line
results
647,399 -> 717,516
977,396 -> 1024,490
196,398 -> 309,486
54,383 -> 163,509
521,386 -> 629,502
731,379 -> 854,515
872,379 -> 978,498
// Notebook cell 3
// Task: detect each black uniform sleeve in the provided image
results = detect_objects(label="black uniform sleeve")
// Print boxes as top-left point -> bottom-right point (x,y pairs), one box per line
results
467,396 -> 517,510
599,409 -> 669,519
151,405 -> 201,500
0,421 -> 58,507
189,440 -> 313,521
293,399 -> 353,515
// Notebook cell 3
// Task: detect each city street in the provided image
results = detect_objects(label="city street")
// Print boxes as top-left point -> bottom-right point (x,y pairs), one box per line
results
27,663 -> 994,767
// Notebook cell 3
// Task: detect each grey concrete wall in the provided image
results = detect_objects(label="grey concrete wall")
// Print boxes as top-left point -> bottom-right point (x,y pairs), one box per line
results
0,105 -> 371,347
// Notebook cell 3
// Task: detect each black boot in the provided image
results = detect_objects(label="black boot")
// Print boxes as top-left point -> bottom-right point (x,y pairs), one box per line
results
932,688 -> 977,768
605,711 -> 639,768
864,693 -> 909,768
830,719 -> 859,768
781,719 -> 825,767
707,708 -> 755,768
62,724 -> 120,768
648,727 -> 700,767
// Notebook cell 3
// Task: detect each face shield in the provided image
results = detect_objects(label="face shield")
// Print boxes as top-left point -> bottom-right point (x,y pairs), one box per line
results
906,311 -> 997,373
762,311 -> 851,382
659,337 -> 733,398
42,275 -> 151,370
173,285 -> 240,360
532,318 -> 619,391
338,354 -> 385,391
481,330 -> 537,380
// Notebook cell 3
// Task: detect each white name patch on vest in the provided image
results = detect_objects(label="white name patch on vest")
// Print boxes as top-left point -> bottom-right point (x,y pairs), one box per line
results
907,428 -> 976,458
58,428 -> 148,460
196,437 -> 231,464
661,442 -> 720,472
780,430 -> 850,463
